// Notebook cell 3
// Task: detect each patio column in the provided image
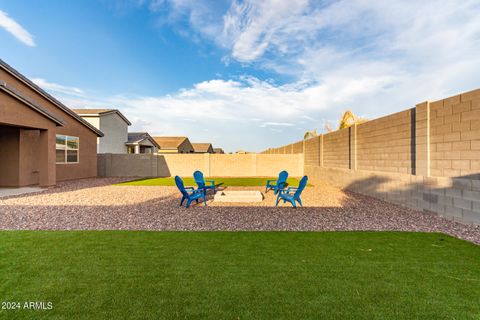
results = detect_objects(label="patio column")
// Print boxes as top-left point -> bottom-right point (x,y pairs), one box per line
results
134,145 -> 140,154
39,129 -> 56,187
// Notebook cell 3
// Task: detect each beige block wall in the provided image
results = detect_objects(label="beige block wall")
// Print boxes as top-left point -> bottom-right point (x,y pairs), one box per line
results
98,153 -> 304,178
256,154 -> 304,177
305,165 -> 480,225
304,136 -> 320,166
162,154 -> 209,176
261,88 -> 480,225
210,154 -> 256,176
356,109 -> 413,174
323,128 -> 350,169
292,141 -> 304,154
429,89 -> 480,178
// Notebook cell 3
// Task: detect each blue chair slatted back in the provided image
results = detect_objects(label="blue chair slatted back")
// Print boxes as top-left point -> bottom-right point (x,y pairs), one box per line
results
175,176 -> 189,198
294,176 -> 308,198
278,170 -> 288,187
193,170 -> 205,188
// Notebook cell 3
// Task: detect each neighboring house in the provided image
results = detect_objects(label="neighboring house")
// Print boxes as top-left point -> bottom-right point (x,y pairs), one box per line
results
192,143 -> 214,154
154,136 -> 194,153
213,148 -> 225,154
0,59 -> 103,187
236,150 -> 250,154
126,132 -> 159,154
72,109 -> 131,154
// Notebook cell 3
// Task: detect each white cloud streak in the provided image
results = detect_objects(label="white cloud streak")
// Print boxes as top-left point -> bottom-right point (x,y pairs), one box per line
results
0,10 -> 35,46
47,0 -> 480,151
31,78 -> 85,97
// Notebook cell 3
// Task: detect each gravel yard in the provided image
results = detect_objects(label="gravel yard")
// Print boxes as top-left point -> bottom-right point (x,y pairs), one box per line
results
0,178 -> 478,244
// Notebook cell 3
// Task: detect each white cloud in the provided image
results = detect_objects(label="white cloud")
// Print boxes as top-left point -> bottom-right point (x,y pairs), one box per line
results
44,1 -> 480,151
48,73 -> 395,151
31,78 -> 85,97
260,122 -> 294,128
0,10 -> 35,46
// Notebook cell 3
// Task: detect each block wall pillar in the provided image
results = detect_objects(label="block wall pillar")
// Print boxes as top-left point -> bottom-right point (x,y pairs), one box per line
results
349,124 -> 357,170
415,101 -> 431,176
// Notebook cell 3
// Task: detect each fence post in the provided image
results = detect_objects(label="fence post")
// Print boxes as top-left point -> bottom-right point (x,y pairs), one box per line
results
319,135 -> 324,167
349,124 -> 357,171
415,101 -> 430,176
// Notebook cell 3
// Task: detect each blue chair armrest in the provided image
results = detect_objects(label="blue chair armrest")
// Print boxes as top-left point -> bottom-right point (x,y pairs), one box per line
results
266,179 -> 276,183
283,187 -> 298,194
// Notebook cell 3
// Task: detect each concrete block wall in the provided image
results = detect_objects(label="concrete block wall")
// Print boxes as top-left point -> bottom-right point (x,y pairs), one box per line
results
264,88 -> 480,225
305,165 -> 480,225
304,136 -> 321,166
356,109 -> 413,173
98,153 -> 304,178
323,128 -> 350,169
292,141 -> 304,154
429,89 -> 480,178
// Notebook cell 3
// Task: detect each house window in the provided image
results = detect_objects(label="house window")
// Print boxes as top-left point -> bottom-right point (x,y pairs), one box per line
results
56,135 -> 79,164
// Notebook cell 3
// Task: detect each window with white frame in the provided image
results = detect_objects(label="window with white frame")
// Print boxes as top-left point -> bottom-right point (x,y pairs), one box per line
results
56,135 -> 79,164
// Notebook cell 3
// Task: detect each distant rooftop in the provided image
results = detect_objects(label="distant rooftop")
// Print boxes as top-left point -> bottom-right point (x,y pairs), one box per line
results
127,132 -> 160,147
153,136 -> 189,149
192,143 -> 213,153
72,108 -> 131,125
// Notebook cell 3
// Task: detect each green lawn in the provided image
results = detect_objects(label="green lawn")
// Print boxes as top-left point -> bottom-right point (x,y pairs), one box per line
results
0,232 -> 479,319
116,176 -> 310,187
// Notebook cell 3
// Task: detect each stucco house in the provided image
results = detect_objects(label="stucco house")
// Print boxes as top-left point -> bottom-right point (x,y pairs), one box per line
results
73,109 -> 131,153
126,132 -> 159,154
192,143 -> 214,154
154,136 -> 194,153
0,59 -> 103,187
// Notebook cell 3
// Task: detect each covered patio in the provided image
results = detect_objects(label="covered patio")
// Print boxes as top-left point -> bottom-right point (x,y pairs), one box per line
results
0,83 -> 61,187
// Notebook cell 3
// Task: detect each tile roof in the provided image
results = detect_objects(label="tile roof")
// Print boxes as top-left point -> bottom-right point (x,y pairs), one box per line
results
127,132 -> 160,147
192,143 -> 213,153
153,136 -> 189,149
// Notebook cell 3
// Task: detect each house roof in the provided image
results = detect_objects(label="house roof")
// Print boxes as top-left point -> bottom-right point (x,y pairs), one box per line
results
192,143 -> 213,153
72,108 -> 132,125
0,82 -> 64,126
0,59 -> 103,137
126,132 -> 160,147
153,136 -> 190,149
213,148 -> 225,154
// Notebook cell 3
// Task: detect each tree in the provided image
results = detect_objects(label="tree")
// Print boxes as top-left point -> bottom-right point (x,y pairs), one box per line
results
303,130 -> 318,140
338,110 -> 368,129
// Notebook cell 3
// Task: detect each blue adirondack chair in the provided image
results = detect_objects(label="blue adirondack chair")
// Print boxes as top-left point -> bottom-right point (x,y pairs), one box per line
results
275,175 -> 308,208
265,170 -> 288,194
175,176 -> 206,208
193,170 -> 216,194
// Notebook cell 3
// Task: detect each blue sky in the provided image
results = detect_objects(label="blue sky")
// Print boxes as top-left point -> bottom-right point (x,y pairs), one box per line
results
1,0 -> 480,152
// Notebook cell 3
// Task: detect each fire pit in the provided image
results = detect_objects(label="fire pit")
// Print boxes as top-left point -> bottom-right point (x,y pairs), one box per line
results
213,190 -> 264,203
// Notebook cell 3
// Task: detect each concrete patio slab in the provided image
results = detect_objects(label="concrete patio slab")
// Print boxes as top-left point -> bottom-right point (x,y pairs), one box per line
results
0,187 -> 44,198
214,190 -> 264,202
